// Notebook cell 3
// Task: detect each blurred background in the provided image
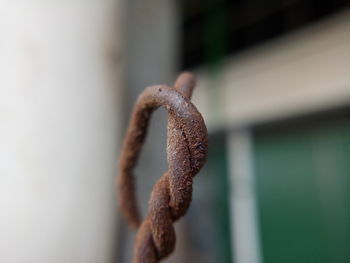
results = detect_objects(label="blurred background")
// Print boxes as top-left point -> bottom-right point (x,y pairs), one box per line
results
1,0 -> 350,263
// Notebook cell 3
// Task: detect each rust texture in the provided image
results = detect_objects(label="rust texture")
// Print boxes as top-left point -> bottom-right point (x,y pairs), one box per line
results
117,72 -> 208,263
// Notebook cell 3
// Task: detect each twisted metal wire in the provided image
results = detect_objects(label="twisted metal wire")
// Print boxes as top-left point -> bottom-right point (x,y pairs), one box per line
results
118,72 -> 208,263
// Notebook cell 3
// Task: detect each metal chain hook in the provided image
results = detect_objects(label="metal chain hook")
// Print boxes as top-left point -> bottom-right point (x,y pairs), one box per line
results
117,72 -> 208,263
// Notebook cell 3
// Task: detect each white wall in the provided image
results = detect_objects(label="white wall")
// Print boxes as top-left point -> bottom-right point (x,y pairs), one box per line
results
0,1 -> 122,263
194,8 -> 350,130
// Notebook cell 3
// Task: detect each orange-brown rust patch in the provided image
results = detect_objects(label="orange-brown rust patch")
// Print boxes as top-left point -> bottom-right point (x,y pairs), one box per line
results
118,72 -> 208,263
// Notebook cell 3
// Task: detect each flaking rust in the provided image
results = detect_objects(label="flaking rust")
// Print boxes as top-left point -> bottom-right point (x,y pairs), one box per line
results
118,72 -> 208,263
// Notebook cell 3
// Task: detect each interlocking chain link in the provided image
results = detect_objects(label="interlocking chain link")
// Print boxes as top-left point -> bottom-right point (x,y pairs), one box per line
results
118,72 -> 208,263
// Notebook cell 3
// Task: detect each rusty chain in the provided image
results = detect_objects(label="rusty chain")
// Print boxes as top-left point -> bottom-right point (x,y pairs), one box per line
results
118,72 -> 208,263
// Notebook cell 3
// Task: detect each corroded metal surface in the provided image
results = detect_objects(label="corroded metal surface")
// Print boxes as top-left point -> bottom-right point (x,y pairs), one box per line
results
118,72 -> 208,263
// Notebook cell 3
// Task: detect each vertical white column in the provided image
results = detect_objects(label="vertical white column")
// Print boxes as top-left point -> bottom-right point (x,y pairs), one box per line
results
228,130 -> 262,263
0,1 -> 122,263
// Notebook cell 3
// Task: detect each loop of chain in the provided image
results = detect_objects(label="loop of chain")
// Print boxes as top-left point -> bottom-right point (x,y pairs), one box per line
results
118,73 -> 208,263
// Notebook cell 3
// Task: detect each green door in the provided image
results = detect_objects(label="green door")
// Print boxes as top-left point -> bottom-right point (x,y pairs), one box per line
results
254,118 -> 350,263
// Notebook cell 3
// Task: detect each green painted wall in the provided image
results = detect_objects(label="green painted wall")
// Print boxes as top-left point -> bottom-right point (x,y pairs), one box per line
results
254,120 -> 350,263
